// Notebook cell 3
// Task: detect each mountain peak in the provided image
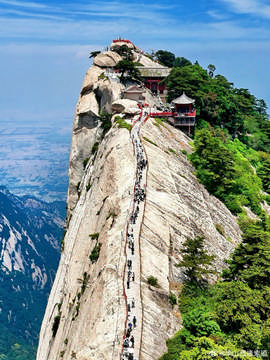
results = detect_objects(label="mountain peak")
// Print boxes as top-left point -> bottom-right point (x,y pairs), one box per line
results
37,42 -> 243,360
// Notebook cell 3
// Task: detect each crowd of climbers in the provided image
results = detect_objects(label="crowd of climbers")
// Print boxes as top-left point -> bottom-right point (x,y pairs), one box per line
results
121,110 -> 148,360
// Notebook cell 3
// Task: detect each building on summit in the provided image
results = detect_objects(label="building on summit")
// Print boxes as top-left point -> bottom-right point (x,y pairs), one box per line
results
123,85 -> 145,103
108,39 -> 197,135
137,67 -> 170,102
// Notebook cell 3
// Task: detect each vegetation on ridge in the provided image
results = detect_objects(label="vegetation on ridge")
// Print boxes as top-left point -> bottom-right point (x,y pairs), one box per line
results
89,243 -> 102,263
150,49 -> 192,68
161,220 -> 270,359
112,44 -> 142,83
99,112 -> 112,137
114,116 -> 132,131
159,51 -> 270,359
177,236 -> 216,287
165,61 -> 270,152
189,127 -> 264,216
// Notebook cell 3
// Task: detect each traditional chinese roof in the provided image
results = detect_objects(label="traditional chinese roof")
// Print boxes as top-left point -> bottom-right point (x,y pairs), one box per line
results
124,85 -> 144,94
172,92 -> 195,105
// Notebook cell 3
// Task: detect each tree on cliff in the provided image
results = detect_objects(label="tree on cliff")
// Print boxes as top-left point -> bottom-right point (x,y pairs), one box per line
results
257,152 -> 270,193
162,220 -> 270,359
89,50 -> 101,59
178,236 -> 216,286
114,44 -> 133,61
190,128 -> 236,199
155,50 -> 175,67
174,56 -> 192,68
115,60 -> 141,83
99,113 -> 112,137
166,63 -> 209,103
222,219 -> 270,289
207,64 -> 216,78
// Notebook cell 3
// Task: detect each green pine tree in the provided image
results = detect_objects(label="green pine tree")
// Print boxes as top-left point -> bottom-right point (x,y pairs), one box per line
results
178,236 -> 216,286
223,220 -> 270,289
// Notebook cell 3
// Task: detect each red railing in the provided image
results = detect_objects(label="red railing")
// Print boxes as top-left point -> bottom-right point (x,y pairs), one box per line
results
113,39 -> 132,44
137,103 -> 143,118
143,114 -> 150,123
150,110 -> 197,118
150,112 -> 173,117
174,110 -> 196,117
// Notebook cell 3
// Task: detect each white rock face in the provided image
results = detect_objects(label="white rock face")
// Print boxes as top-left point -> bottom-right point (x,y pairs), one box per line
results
37,121 -> 242,360
140,118 -> 242,277
142,87 -> 163,108
96,81 -> 123,114
139,54 -> 167,68
80,65 -> 103,95
37,53 -> 242,360
67,120 -> 100,213
67,65 -> 124,214
77,91 -> 99,116
94,51 -> 122,68
261,200 -> 270,215
37,126 -> 137,360
112,99 -> 141,115
110,41 -> 135,51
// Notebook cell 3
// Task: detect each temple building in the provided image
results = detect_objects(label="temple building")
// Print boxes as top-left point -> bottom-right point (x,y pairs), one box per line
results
150,92 -> 197,136
137,67 -> 170,102
171,92 -> 196,135
123,85 -> 145,102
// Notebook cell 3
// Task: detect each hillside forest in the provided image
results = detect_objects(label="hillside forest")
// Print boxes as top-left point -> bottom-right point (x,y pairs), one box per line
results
154,50 -> 270,359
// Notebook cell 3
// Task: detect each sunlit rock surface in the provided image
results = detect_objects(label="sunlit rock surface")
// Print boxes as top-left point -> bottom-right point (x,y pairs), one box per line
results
37,47 -> 242,360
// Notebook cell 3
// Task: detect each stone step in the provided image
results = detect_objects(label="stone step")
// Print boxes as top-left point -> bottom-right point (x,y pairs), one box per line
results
121,111 -> 149,360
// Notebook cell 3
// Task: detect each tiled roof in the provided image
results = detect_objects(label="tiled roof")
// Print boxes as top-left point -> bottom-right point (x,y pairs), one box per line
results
172,92 -> 195,104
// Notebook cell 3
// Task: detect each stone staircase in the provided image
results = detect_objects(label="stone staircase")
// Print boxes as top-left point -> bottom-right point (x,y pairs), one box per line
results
121,109 -> 149,360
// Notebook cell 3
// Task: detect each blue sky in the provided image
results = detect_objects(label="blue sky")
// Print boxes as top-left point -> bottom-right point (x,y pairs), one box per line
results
0,0 -> 270,128
0,0 -> 270,200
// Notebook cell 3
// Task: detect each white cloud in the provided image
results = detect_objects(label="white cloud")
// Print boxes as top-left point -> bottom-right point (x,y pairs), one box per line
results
221,0 -> 270,19
0,8 -> 64,20
0,43 -> 99,56
0,0 -> 267,45
0,0 -> 171,22
0,0 -> 48,9
207,10 -> 228,20
72,1 -> 173,13
0,14 -> 269,46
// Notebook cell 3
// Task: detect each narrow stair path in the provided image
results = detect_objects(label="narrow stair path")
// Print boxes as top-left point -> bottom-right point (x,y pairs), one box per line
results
121,107 -> 150,360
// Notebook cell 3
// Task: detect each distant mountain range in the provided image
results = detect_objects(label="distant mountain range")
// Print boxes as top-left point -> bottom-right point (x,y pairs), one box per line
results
0,186 -> 65,358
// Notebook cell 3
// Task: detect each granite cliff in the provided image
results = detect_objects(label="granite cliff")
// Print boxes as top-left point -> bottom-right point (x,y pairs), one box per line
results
37,42 -> 242,360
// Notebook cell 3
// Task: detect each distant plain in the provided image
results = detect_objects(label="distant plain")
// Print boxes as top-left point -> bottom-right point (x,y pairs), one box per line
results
0,119 -> 71,201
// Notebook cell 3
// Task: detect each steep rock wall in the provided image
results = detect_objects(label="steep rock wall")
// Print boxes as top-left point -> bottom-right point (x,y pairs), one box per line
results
37,119 -> 242,360
67,65 -> 123,214
137,119 -> 242,359
37,125 -> 136,360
